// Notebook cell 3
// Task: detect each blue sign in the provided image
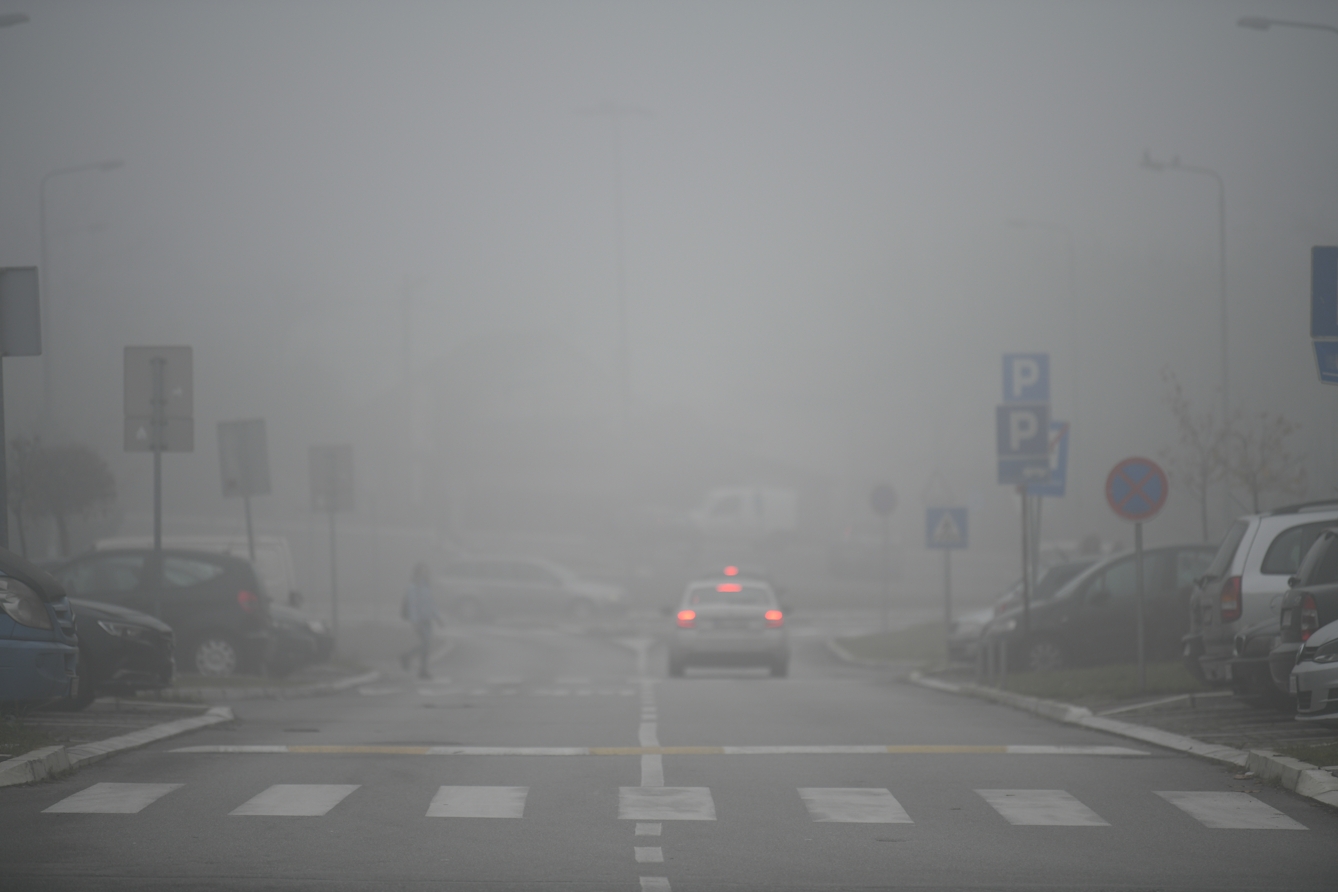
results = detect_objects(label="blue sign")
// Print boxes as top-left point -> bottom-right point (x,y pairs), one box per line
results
996,404 -> 1049,457
1027,421 -> 1069,497
1003,353 -> 1049,403
1312,246 -> 1338,340
1316,341 -> 1338,385
998,456 -> 1051,486
1105,457 -> 1169,522
926,507 -> 968,549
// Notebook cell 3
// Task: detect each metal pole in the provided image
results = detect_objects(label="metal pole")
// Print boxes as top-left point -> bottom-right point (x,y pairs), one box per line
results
1135,520 -> 1145,694
943,547 -> 952,664
328,509 -> 339,637
1019,487 -> 1031,637
151,356 -> 165,553
0,358 -> 8,550
880,513 -> 891,633
243,493 -> 255,564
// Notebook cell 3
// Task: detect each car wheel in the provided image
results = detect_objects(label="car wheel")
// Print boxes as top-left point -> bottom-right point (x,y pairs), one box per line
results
454,596 -> 482,622
770,659 -> 789,678
569,598 -> 594,621
193,634 -> 240,677
1024,637 -> 1064,673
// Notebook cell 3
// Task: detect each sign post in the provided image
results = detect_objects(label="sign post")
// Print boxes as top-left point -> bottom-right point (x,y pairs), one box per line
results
218,419 -> 271,563
125,347 -> 193,561
310,444 -> 354,636
1105,457 -> 1169,694
0,268 -> 41,550
926,507 -> 967,663
1312,246 -> 1338,384
870,483 -> 898,633
999,353 -> 1050,638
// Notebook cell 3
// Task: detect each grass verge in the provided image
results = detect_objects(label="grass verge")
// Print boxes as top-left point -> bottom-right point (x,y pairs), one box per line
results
1276,742 -> 1338,769
0,721 -> 60,761
835,621 -> 947,666
996,661 -> 1209,704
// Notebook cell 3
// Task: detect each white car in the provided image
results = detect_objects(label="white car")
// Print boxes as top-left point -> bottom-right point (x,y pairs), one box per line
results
1291,618 -> 1338,721
668,578 -> 789,677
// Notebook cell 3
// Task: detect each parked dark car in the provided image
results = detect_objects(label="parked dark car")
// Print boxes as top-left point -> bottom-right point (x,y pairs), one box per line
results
947,560 -> 1097,662
52,548 -> 273,677
0,546 -> 79,707
267,603 -> 333,677
982,545 -> 1215,672
55,598 -> 174,709
1227,616 -> 1287,704
1270,527 -> 1338,693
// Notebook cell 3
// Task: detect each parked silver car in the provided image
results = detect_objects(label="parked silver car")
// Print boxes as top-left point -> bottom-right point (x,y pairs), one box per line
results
1291,617 -> 1338,721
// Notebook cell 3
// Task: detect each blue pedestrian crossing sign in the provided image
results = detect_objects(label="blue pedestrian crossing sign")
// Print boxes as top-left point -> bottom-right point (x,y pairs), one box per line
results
926,507 -> 968,550
1314,247 -> 1338,384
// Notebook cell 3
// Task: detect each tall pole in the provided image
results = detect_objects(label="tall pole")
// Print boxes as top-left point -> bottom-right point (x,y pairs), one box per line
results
0,358 -> 8,550
943,546 -> 952,664
880,513 -> 891,633
243,493 -> 255,564
1135,520 -> 1146,694
328,508 -> 339,637
151,357 -> 165,553
1019,487 -> 1031,638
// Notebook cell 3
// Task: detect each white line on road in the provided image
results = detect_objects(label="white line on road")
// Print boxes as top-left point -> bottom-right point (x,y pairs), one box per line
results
641,754 -> 664,787
798,788 -> 913,823
43,783 -> 183,814
977,790 -> 1108,826
635,846 -> 664,862
169,743 -> 1149,757
640,878 -> 671,891
639,723 -> 660,747
230,784 -> 360,816
635,822 -> 662,836
620,787 -> 716,821
426,786 -> 528,818
1156,791 -> 1307,830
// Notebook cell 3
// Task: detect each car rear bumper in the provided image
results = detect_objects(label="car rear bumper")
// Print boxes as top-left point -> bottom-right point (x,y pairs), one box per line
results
671,631 -> 788,662
0,639 -> 79,703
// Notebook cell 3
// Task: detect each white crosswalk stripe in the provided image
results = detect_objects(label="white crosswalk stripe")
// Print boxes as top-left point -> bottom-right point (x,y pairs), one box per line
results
1156,791 -> 1308,830
977,789 -> 1109,826
426,786 -> 528,818
619,786 -> 716,821
798,787 -> 912,823
43,783 -> 183,814
635,846 -> 664,862
230,784 -> 360,816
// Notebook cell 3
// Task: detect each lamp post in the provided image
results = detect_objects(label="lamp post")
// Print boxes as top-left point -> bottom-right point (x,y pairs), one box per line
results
1237,15 -> 1338,36
38,159 -> 123,429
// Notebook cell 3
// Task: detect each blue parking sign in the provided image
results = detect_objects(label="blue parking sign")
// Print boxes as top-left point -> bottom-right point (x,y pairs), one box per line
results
1003,354 -> 1049,403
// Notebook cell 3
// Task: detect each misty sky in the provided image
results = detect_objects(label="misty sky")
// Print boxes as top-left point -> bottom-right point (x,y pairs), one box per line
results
0,0 -> 1335,561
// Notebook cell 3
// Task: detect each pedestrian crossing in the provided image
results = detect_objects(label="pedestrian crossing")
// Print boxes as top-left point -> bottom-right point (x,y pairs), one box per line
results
37,782 -> 1311,829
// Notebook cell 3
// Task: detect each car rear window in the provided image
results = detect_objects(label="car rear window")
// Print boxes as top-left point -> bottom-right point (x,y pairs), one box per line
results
162,556 -> 226,587
1300,533 -> 1338,586
1260,521 -> 1335,575
686,584 -> 773,606
1204,520 -> 1249,579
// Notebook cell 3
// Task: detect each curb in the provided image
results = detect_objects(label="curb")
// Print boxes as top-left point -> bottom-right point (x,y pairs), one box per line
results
908,671 -> 1338,810
144,669 -> 382,703
823,637 -> 918,674
0,705 -> 234,788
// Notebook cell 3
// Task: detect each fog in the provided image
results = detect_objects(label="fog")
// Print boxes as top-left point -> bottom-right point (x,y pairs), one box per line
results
0,0 -> 1334,615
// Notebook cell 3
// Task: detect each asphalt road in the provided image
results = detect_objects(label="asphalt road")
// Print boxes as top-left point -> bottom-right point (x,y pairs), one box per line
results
4,622 -> 1338,891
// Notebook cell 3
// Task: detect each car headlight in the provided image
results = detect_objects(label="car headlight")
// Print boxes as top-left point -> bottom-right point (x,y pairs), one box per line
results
1312,640 -> 1338,664
97,619 -> 148,638
994,618 -> 1017,634
0,578 -> 52,630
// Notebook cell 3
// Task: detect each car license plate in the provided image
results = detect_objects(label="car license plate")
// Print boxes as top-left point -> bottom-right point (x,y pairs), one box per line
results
1281,609 -> 1293,629
1290,675 -> 1298,694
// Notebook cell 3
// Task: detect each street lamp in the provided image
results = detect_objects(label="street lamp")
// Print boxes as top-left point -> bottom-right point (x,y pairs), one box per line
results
39,159 -> 124,430
1237,15 -> 1338,36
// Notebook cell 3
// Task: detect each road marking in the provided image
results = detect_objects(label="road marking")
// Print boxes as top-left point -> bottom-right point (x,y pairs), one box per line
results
977,790 -> 1108,826
170,744 -> 1148,757
640,878 -> 671,891
639,723 -> 660,747
635,846 -> 664,863
555,676 -> 590,684
426,786 -> 527,818
636,822 -> 662,836
1156,792 -> 1307,830
230,784 -> 359,816
641,754 -> 665,786
620,787 -> 716,821
357,686 -> 401,696
798,788 -> 913,823
43,783 -> 183,814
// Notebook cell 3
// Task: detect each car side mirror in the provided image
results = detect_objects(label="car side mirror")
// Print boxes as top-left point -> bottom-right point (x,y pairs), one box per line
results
289,590 -> 304,607
1088,589 -> 1111,607
1288,575 -> 1301,590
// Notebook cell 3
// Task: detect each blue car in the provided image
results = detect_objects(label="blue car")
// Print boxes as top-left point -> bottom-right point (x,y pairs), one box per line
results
0,546 -> 79,706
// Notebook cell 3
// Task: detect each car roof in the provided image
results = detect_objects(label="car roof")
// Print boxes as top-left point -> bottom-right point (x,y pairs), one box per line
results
69,546 -> 249,567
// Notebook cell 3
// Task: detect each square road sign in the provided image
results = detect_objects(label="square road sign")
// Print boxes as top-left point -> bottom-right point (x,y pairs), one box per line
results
218,419 -> 271,497
926,507 -> 968,550
0,267 -> 41,356
1003,353 -> 1049,403
1313,246 -> 1338,340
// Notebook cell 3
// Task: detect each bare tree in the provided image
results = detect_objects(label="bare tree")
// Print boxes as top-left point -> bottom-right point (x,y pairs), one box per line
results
1160,368 -> 1228,542
7,438 -> 116,557
1224,409 -> 1307,513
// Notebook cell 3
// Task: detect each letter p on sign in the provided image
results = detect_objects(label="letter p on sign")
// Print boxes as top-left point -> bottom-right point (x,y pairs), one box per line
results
1003,354 -> 1049,403
1009,410 -> 1037,451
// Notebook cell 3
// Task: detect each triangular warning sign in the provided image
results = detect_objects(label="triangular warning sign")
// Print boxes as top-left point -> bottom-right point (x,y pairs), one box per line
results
933,511 -> 963,545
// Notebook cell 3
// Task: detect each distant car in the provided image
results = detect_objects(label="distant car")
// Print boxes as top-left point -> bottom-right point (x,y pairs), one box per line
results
0,547 -> 79,706
437,557 -> 623,621
1270,527 -> 1338,695
52,548 -> 273,677
668,577 -> 789,677
982,544 -> 1214,672
1186,501 -> 1338,686
57,598 -> 174,709
267,603 -> 333,677
1291,616 -> 1338,721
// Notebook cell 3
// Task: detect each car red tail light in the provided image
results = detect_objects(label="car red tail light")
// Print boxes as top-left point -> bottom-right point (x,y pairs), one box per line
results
764,609 -> 784,628
724,566 -> 739,577
1219,576 -> 1242,623
237,590 -> 259,612
1301,593 -> 1319,642
677,609 -> 696,629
